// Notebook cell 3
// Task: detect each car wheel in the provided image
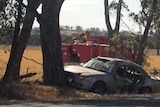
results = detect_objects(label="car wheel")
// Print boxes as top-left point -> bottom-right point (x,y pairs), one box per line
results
90,81 -> 106,95
139,87 -> 152,94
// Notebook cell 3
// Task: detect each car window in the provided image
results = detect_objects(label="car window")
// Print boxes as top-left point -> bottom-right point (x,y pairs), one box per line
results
83,58 -> 117,73
116,65 -> 127,77
103,61 -> 117,73
82,58 -> 98,68
126,66 -> 142,76
124,65 -> 144,83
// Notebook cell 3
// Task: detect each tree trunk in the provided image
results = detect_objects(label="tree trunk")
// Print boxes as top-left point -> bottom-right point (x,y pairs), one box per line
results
115,0 -> 123,31
2,0 -> 41,83
135,0 -> 157,65
104,0 -> 123,57
156,35 -> 160,55
40,0 -> 65,86
104,0 -> 113,37
104,0 -> 122,37
157,48 -> 160,55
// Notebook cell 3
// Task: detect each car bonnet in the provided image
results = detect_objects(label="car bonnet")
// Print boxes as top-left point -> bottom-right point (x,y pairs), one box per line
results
64,65 -> 106,76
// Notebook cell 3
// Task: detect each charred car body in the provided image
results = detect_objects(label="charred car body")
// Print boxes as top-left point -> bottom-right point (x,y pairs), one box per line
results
64,57 -> 160,94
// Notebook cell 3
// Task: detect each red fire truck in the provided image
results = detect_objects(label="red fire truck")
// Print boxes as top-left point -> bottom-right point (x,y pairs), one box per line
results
61,36 -> 134,63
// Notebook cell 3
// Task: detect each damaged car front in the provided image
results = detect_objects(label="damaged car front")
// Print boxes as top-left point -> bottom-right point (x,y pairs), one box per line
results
64,65 -> 93,90
64,64 -> 109,92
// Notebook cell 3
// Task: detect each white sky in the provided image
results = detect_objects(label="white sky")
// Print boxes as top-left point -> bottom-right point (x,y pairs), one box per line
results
34,0 -> 141,32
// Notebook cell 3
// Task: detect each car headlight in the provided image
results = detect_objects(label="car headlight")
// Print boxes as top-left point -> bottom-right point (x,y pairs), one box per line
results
76,75 -> 91,80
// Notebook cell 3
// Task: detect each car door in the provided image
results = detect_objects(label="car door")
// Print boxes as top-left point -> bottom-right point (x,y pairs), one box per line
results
109,63 -> 133,93
125,65 -> 145,92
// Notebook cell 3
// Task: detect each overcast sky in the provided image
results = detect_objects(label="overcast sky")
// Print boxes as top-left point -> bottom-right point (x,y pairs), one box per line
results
34,0 -> 141,32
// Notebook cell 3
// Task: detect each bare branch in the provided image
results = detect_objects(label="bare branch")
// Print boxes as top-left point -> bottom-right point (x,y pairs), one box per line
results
142,9 -> 148,18
19,72 -> 37,80
23,56 -> 42,66
121,19 -> 139,36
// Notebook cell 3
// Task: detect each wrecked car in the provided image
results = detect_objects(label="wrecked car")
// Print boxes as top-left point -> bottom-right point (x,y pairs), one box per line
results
64,56 -> 160,94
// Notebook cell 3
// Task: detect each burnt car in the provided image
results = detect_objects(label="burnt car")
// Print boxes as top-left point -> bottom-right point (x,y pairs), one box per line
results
64,57 -> 160,94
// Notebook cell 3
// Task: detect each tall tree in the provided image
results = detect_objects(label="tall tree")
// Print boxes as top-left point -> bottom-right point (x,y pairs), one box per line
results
104,0 -> 130,57
150,3 -> 160,55
2,0 -> 41,83
40,0 -> 65,86
135,0 -> 158,65
104,0 -> 124,37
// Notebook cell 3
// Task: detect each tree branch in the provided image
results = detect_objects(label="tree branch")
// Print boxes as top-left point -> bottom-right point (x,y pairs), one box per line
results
12,0 -> 23,43
16,0 -> 42,24
19,72 -> 37,80
142,9 -> 148,18
23,56 -> 42,65
121,19 -> 139,36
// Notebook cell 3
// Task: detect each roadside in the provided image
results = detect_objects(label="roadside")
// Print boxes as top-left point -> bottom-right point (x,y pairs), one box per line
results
1,81 -> 160,102
1,90 -> 160,106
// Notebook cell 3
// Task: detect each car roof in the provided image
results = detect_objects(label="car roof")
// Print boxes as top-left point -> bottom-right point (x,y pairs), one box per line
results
96,56 -> 148,75
97,56 -> 141,67
97,56 -> 126,62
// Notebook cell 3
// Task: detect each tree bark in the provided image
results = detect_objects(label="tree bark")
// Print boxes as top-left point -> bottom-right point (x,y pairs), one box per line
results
104,0 -> 123,57
104,0 -> 113,37
115,0 -> 123,31
157,49 -> 160,55
2,0 -> 41,83
135,0 -> 157,65
40,0 -> 65,86
104,0 -> 123,37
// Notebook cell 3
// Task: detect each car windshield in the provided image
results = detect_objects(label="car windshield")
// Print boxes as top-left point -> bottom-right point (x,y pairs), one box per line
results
82,58 -> 117,73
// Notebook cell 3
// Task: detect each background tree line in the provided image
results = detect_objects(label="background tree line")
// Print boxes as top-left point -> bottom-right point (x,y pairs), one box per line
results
1,25 -> 160,51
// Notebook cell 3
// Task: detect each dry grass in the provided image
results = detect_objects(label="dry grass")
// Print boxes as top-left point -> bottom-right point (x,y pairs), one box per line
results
0,46 -> 43,81
0,81 -> 102,101
1,46 -> 160,101
1,46 -> 160,79
144,55 -> 160,72
143,49 -> 160,73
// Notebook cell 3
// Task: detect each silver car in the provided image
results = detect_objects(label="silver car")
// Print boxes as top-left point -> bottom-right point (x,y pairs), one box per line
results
64,57 -> 160,94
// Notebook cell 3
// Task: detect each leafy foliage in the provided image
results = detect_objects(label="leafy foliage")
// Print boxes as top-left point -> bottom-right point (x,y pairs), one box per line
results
109,0 -> 129,11
149,3 -> 160,54
0,0 -> 26,45
0,0 -> 7,12
0,0 -> 15,44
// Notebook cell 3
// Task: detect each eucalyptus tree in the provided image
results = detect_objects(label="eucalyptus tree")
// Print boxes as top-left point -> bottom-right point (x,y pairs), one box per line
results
104,0 -> 129,37
40,0 -> 65,86
2,0 -> 41,84
129,0 -> 158,65
150,4 -> 160,55
104,0 -> 130,57
1,0 -> 66,86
